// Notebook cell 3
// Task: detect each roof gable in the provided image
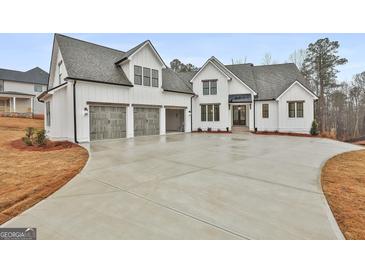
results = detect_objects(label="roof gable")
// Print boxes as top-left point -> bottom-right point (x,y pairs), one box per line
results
190,57 -> 232,82
115,40 -> 166,68
54,34 -> 132,86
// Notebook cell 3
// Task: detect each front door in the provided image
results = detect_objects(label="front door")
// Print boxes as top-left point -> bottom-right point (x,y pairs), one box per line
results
233,105 -> 246,126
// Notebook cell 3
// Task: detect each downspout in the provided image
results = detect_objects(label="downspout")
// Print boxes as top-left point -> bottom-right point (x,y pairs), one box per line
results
253,96 -> 257,132
190,95 -> 194,132
73,80 -> 78,143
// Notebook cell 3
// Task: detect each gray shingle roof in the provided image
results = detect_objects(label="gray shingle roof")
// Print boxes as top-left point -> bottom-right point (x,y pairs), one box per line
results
115,40 -> 149,64
55,34 -> 132,86
180,61 -> 314,100
0,67 -> 48,85
162,68 -> 194,94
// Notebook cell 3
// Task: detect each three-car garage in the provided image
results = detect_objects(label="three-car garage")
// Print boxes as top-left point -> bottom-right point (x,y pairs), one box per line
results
89,103 -> 187,141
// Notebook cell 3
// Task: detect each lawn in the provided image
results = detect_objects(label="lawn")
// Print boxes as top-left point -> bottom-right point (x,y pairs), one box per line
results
322,149 -> 365,240
0,117 -> 88,225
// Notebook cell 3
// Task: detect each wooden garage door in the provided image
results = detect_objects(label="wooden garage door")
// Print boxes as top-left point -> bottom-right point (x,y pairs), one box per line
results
134,107 -> 160,136
89,105 -> 126,141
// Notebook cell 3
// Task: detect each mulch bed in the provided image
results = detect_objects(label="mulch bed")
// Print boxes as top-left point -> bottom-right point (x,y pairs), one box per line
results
10,139 -> 78,152
254,131 -> 314,137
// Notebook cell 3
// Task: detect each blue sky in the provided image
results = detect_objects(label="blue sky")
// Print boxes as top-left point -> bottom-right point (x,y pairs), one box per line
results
0,33 -> 364,82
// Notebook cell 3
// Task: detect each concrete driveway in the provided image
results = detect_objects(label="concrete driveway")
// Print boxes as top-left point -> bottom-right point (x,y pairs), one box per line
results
2,133 -> 361,239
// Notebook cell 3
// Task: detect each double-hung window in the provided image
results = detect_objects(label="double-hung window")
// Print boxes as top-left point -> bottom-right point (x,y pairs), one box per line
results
0,80 -> 4,92
262,104 -> 269,118
288,101 -> 304,118
202,80 -> 218,95
201,104 -> 220,122
203,81 -> 209,95
152,69 -> 159,87
143,67 -> 151,86
134,65 -> 142,85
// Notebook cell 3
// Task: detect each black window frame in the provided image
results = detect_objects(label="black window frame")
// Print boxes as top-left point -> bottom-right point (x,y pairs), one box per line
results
262,103 -> 269,118
201,105 -> 207,121
152,69 -> 159,87
214,104 -> 220,121
143,67 -> 151,86
0,80 -> 4,92
288,102 -> 296,118
210,80 -> 217,95
202,81 -> 209,95
134,65 -> 142,85
296,102 -> 304,118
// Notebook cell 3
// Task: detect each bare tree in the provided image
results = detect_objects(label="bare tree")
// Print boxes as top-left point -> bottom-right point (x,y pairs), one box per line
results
231,57 -> 248,64
261,53 -> 273,65
288,49 -> 306,71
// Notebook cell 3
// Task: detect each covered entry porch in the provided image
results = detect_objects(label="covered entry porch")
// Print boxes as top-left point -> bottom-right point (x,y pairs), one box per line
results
228,94 -> 254,132
0,92 -> 34,113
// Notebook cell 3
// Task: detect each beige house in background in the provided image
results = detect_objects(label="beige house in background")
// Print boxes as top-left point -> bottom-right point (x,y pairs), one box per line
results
0,67 -> 48,115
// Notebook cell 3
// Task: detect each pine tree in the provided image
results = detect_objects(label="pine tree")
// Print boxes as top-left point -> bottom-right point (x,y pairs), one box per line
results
303,38 -> 348,132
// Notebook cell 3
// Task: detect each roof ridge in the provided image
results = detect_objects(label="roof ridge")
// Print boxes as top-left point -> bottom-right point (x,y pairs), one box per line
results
0,67 -> 27,73
55,33 -> 125,54
254,62 -> 295,67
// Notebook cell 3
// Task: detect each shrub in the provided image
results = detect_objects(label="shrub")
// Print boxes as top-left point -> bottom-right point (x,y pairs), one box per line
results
207,127 -> 212,132
25,127 -> 35,139
197,127 -> 202,132
226,127 -> 229,132
310,120 -> 319,136
34,129 -> 47,146
22,136 -> 33,146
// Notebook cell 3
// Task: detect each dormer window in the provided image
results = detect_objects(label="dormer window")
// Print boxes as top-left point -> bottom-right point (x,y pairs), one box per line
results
143,67 -> 151,86
134,65 -> 142,85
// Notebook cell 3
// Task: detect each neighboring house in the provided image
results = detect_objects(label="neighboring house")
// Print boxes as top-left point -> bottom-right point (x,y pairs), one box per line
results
0,67 -> 48,115
38,34 -> 317,143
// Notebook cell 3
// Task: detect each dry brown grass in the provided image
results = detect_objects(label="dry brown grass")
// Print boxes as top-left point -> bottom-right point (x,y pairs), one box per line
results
321,149 -> 365,240
0,117 -> 88,224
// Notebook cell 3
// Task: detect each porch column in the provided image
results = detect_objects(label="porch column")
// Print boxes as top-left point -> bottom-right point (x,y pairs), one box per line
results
30,97 -> 34,113
13,97 -> 16,112
160,106 -> 166,135
126,104 -> 134,138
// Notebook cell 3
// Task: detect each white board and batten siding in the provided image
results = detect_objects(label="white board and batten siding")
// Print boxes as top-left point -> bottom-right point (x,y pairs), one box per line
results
255,100 -> 278,131
277,82 -> 315,133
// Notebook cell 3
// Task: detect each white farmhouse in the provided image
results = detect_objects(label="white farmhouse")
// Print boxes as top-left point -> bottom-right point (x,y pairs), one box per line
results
0,67 -> 48,116
38,34 -> 318,142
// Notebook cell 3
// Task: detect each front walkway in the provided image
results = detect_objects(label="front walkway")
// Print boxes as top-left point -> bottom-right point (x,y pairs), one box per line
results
2,133 -> 361,239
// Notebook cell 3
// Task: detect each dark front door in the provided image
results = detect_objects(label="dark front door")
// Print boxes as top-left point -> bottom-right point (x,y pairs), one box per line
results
233,105 -> 246,126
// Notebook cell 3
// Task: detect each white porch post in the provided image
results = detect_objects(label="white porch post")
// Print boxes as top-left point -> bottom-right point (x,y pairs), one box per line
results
30,97 -> 34,113
160,106 -> 166,135
126,104 -> 134,138
13,97 -> 16,112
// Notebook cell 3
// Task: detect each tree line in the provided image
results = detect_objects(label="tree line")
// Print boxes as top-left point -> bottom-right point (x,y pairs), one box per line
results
170,37 -> 365,141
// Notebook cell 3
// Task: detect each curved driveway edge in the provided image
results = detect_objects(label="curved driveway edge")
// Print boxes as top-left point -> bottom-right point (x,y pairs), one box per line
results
2,133 -> 362,239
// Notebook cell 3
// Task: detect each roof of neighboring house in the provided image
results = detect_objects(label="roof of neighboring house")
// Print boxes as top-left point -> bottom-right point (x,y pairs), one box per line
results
162,68 -> 194,94
0,67 -> 48,85
179,61 -> 314,100
55,34 -> 132,86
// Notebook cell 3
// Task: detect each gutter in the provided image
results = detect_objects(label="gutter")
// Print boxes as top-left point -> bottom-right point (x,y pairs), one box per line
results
73,80 -> 78,143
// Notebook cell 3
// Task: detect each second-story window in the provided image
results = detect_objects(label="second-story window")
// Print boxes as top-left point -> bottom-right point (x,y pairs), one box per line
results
134,65 -> 142,85
58,61 -> 62,85
152,69 -> 159,87
202,80 -> 218,95
34,84 -> 43,92
0,80 -> 4,92
143,67 -> 151,86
